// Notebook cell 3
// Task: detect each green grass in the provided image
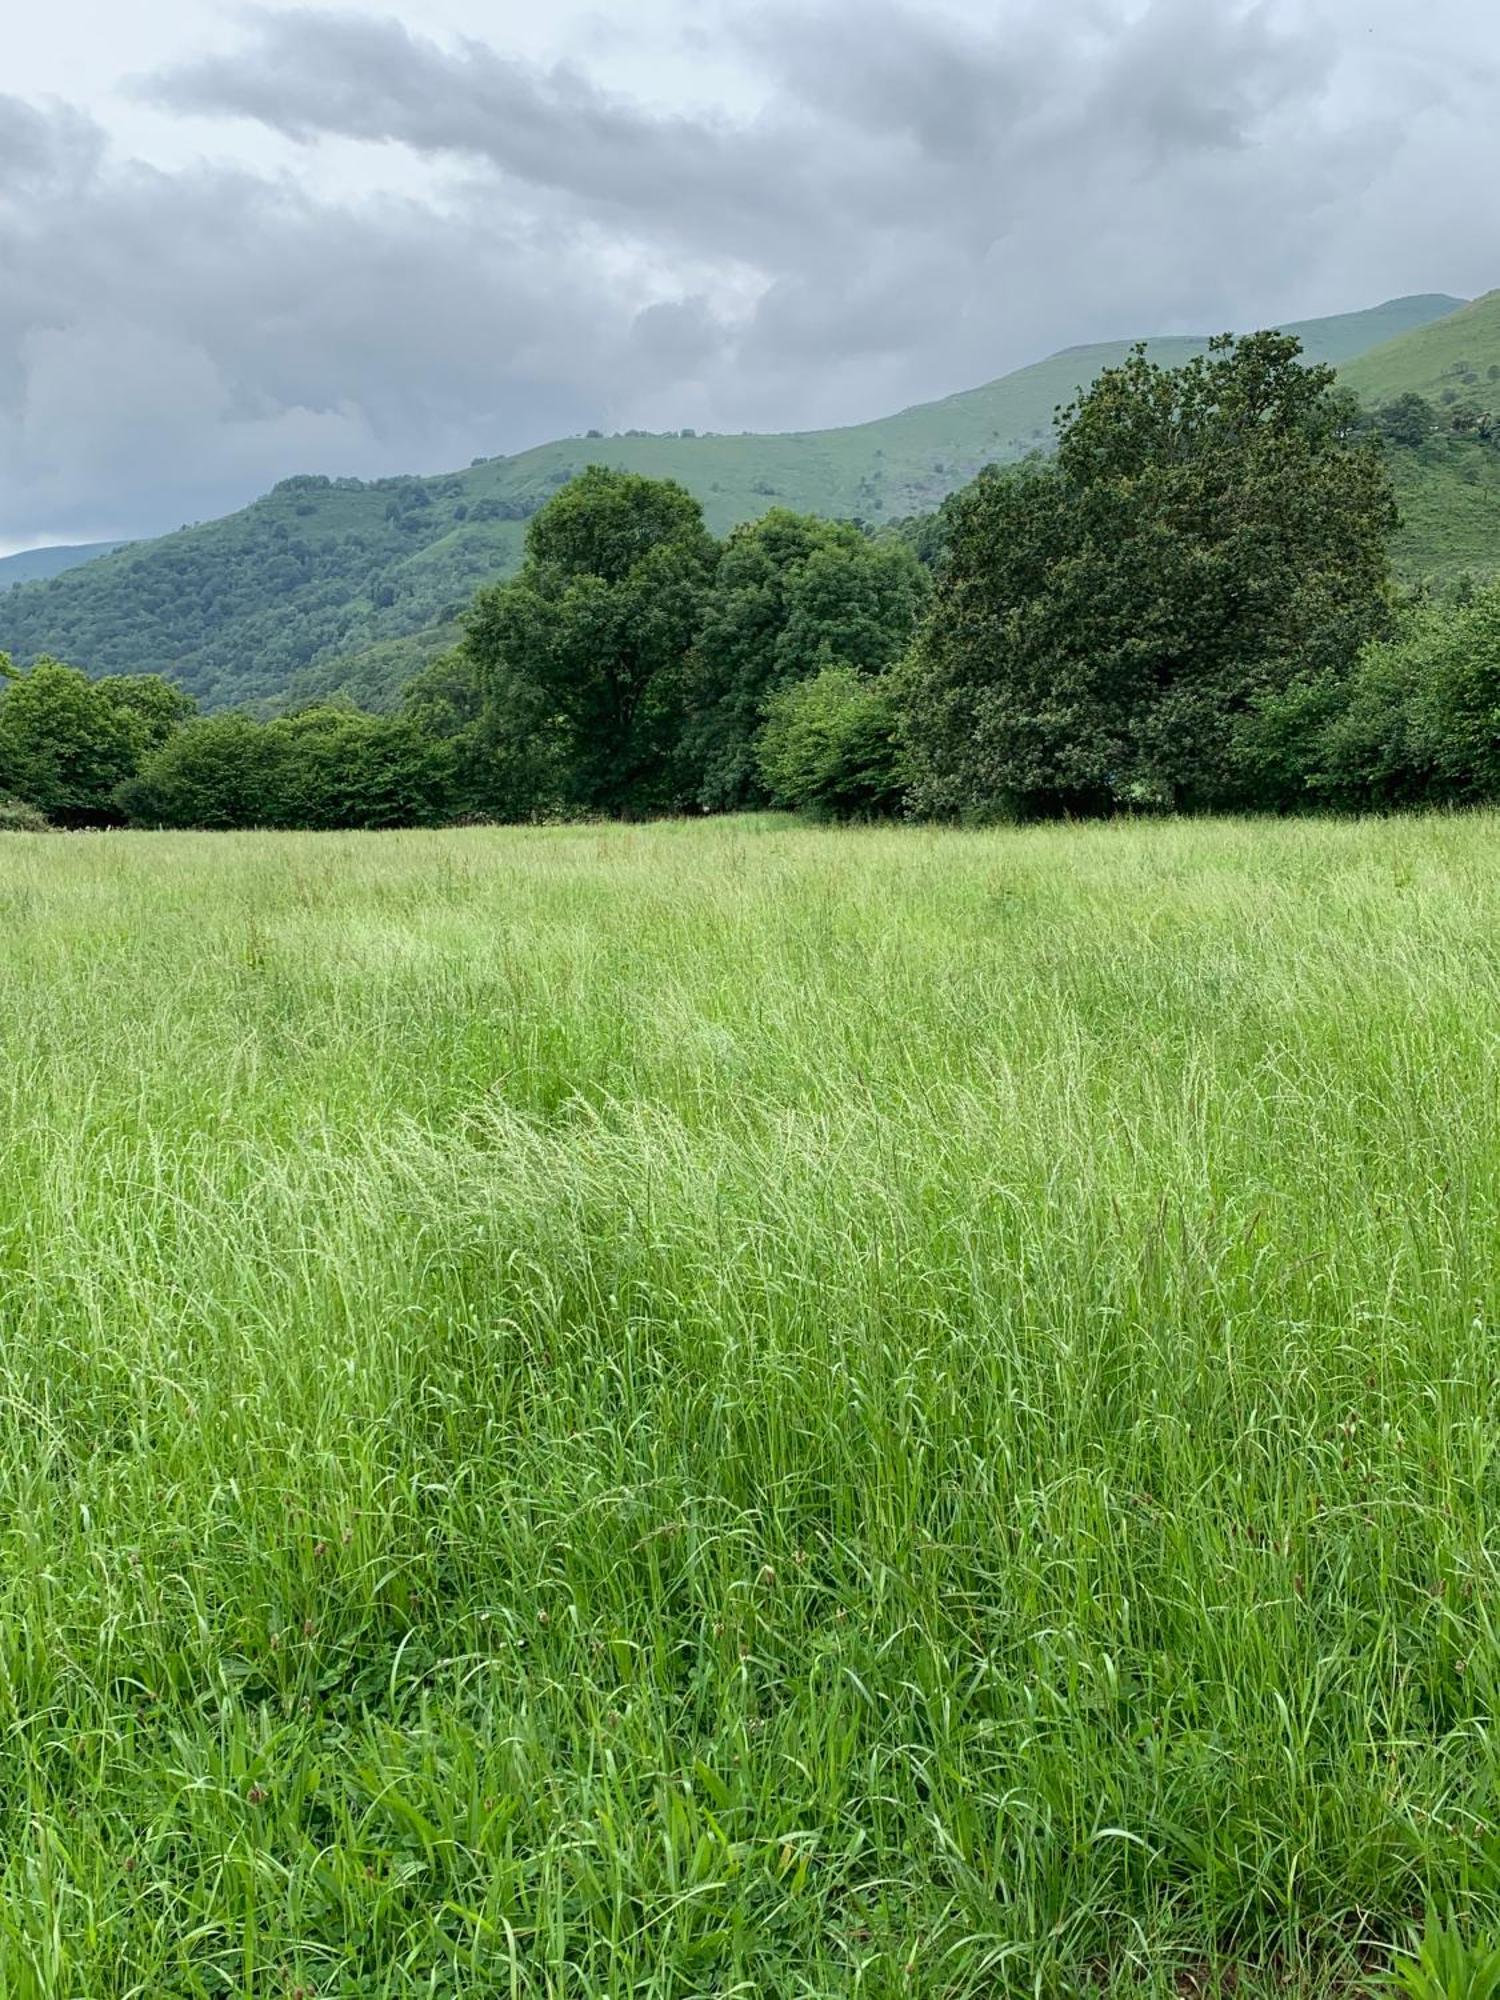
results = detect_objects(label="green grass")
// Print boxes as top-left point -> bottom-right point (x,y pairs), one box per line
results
1387,437 -> 1500,587
3,814 -> 1500,1996
1342,292 -> 1500,410
0,295 -> 1465,706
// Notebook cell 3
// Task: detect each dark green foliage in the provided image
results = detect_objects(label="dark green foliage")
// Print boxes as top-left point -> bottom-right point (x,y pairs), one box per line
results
0,657 -> 192,826
122,706 -> 453,830
262,707 -> 454,829
463,468 -> 716,816
899,334 -> 1398,820
881,499 -> 960,572
1374,393 -> 1437,448
756,667 -> 906,818
101,672 -> 197,756
401,649 -> 567,823
116,713 -> 280,830
685,510 -> 929,808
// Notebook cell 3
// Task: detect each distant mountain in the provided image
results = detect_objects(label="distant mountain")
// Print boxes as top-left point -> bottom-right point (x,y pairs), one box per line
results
0,541 -> 127,593
0,294 -> 1475,708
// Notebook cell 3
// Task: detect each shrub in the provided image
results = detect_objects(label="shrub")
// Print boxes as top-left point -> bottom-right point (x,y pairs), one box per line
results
1311,583 -> 1500,809
0,791 -> 49,831
122,706 -> 453,830
118,714 -> 282,829
757,667 -> 906,818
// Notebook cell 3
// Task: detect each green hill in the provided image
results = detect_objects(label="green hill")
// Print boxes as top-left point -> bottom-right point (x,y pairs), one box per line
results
0,294 -> 1474,708
1384,438 -> 1500,586
1342,290 -> 1500,407
1340,292 -> 1500,588
0,541 -> 127,593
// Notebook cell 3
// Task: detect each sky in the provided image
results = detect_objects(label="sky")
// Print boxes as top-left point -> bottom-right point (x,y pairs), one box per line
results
3,0 -> 1498,553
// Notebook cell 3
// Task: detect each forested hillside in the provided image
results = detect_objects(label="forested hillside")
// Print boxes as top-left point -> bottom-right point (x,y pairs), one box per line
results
0,294 -> 1476,708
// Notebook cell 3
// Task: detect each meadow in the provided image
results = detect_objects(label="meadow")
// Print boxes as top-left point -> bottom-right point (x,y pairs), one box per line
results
3,815 -> 1500,1997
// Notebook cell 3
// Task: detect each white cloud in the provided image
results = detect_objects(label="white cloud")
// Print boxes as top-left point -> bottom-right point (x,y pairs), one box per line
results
1,0 -> 1497,546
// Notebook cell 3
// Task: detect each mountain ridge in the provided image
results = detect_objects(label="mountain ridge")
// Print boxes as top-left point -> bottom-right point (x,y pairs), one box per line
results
0,293 -> 1482,708
0,541 -> 129,594
1341,289 -> 1500,405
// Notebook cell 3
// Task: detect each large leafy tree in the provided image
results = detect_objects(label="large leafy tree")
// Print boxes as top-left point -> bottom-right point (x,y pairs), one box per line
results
463,467 -> 717,816
898,333 -> 1398,819
684,510 -> 929,810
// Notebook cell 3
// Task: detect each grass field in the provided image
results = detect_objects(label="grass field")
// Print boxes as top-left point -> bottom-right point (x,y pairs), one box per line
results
3,816 -> 1500,1996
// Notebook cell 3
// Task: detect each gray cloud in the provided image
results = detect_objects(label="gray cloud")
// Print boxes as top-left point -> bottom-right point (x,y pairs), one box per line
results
3,0 -> 1498,547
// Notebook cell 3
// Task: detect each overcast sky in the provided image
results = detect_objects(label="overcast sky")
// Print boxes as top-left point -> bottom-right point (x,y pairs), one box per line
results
3,0 -> 1497,552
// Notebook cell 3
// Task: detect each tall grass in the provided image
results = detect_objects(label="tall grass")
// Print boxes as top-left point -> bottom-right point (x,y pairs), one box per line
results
2,815 -> 1499,1996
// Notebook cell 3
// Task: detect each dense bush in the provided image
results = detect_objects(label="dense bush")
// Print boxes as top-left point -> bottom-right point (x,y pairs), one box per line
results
757,667 -> 906,818
0,791 -> 49,831
117,714 -> 279,830
122,707 -> 453,830
1295,583 -> 1500,809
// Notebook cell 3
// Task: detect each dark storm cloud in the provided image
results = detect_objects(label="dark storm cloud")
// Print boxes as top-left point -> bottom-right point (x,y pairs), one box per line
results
145,0 -> 1336,267
3,0 -> 1497,545
0,109 -> 689,544
0,93 -> 104,191
147,8 -> 824,264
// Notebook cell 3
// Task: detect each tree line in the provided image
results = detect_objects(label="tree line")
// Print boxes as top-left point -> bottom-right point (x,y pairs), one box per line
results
4,331 -> 1499,833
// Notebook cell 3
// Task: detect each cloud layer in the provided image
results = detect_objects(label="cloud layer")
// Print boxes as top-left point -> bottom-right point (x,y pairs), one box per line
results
4,0 -> 1498,545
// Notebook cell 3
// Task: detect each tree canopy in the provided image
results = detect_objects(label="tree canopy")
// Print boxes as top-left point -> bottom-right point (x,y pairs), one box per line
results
0,659 -> 191,826
898,333 -> 1399,819
463,467 -> 717,816
685,510 -> 928,810
10,367 -> 1500,834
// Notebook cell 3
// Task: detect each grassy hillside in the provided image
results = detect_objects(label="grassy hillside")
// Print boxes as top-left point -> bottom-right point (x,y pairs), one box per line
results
1387,435 -> 1500,585
1339,294 -> 1500,587
5,814 -> 1500,1992
0,295 -> 1471,706
1342,289 -> 1500,407
0,540 -> 126,592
